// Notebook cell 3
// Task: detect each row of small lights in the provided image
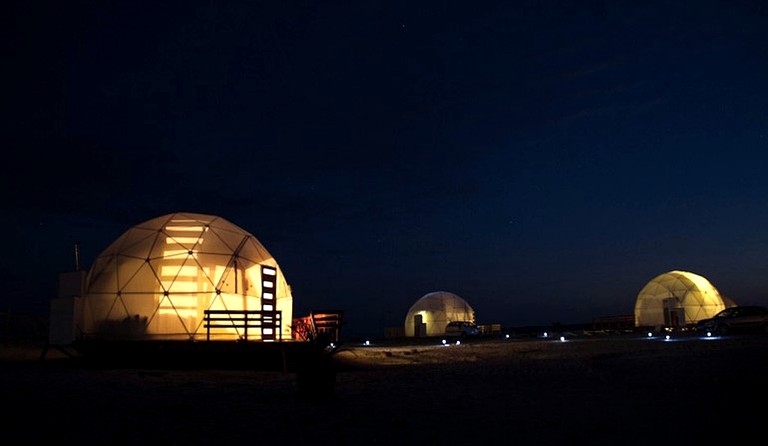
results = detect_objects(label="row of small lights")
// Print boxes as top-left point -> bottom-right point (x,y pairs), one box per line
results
646,330 -> 718,340
349,330 -> 720,349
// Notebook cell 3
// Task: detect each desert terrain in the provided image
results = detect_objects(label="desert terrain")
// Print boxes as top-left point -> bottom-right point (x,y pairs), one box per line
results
2,332 -> 766,445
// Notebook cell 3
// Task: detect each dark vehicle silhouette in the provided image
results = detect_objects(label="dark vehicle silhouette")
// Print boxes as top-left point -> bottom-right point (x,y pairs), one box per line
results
444,321 -> 480,338
696,305 -> 768,335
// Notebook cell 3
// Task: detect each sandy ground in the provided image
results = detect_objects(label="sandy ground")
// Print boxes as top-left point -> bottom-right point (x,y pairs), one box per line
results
2,333 -> 767,445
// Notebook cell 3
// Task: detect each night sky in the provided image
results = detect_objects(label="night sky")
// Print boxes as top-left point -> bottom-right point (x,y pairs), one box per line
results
3,1 -> 768,337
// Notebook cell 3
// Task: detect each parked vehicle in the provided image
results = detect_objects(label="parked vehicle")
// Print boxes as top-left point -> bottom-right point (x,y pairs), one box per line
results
444,321 -> 480,337
696,305 -> 768,335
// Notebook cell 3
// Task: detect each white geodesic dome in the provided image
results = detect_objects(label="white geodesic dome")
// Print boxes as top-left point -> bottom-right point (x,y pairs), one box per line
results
634,270 -> 726,328
82,212 -> 293,341
404,291 -> 475,337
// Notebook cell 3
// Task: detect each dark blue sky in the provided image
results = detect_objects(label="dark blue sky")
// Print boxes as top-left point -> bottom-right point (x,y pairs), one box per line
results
3,1 -> 768,336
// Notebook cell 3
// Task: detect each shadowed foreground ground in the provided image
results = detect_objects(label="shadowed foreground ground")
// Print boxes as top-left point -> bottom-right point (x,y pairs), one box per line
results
2,333 -> 766,445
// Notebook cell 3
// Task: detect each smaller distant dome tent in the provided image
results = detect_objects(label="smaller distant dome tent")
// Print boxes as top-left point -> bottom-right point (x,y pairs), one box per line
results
634,270 -> 726,328
404,291 -> 475,337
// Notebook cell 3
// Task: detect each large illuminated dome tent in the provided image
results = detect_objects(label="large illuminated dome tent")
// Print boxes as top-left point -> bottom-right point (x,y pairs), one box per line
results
404,291 -> 475,337
634,270 -> 730,328
81,212 -> 293,341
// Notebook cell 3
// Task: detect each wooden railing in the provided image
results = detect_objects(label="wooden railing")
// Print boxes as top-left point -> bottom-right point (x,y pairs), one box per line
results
203,310 -> 282,341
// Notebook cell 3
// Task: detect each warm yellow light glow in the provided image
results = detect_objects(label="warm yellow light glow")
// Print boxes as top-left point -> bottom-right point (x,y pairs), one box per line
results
263,328 -> 274,335
159,296 -> 198,317
170,282 -> 198,292
165,225 -> 206,232
166,236 -> 203,245
263,304 -> 274,311
163,249 -> 198,257
263,267 -> 276,276
263,281 -> 273,288
160,265 -> 198,277
213,265 -> 227,289
264,292 -> 274,299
